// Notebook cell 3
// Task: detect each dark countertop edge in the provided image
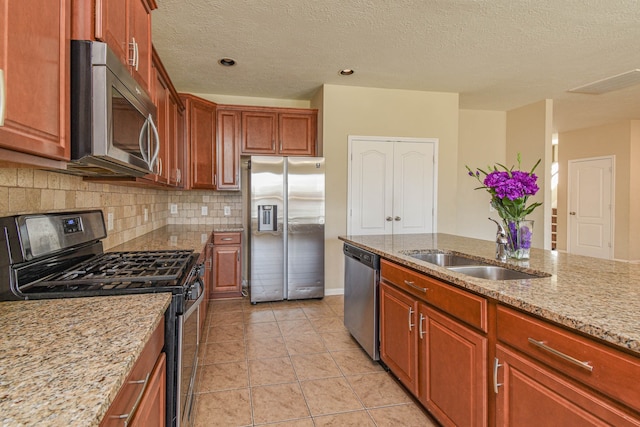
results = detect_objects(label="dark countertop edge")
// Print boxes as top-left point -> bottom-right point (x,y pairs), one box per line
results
339,235 -> 640,356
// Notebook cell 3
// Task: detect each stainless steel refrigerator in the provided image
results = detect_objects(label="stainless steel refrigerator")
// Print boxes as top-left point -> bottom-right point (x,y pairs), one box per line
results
249,156 -> 325,303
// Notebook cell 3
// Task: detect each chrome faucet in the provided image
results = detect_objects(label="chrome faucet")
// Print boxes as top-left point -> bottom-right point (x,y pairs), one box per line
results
488,218 -> 508,261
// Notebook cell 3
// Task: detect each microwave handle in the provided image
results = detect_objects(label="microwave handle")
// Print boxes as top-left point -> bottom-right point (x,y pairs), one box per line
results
147,114 -> 160,171
138,114 -> 160,171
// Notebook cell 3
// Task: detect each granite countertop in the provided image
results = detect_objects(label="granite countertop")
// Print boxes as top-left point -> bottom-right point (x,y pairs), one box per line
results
108,224 -> 243,253
340,233 -> 640,355
0,293 -> 172,427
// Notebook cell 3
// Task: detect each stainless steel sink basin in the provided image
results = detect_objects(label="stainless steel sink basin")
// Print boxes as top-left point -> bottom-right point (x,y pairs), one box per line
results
447,265 -> 544,280
409,252 -> 488,267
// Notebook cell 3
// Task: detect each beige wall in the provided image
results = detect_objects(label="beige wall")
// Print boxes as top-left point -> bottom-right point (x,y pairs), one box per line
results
557,121 -> 635,260
457,110 -> 507,240
630,122 -> 640,260
506,100 -> 553,249
318,84 -> 459,293
192,93 -> 310,108
0,168 -> 241,250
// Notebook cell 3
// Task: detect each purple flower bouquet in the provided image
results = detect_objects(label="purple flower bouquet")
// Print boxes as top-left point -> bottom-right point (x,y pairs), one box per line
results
466,154 -> 542,259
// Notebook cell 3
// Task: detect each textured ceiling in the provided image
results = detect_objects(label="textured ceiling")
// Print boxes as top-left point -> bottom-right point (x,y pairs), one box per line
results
152,0 -> 640,132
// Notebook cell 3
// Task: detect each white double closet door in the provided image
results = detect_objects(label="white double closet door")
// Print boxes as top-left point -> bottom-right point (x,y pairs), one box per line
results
348,137 -> 438,235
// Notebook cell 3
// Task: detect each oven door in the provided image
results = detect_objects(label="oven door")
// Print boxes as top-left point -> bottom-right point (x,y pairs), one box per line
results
177,275 -> 204,427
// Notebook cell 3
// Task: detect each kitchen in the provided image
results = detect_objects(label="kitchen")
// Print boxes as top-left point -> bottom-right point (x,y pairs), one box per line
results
1,1 -> 640,426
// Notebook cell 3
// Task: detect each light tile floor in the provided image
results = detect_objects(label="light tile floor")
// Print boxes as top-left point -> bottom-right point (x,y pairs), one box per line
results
193,295 -> 439,426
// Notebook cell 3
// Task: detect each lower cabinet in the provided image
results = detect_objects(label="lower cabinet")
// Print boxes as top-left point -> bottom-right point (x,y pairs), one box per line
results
210,232 -> 242,299
419,303 -> 487,427
379,270 -> 487,427
101,319 -> 165,426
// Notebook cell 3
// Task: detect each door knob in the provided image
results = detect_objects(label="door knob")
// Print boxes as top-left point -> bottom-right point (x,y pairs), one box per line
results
394,216 -> 401,221
569,212 -> 576,215
386,217 -> 393,221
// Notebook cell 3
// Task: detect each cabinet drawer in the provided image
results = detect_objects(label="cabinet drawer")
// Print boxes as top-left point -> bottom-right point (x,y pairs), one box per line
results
497,305 -> 640,412
381,260 -> 487,332
213,232 -> 241,245
101,319 -> 165,426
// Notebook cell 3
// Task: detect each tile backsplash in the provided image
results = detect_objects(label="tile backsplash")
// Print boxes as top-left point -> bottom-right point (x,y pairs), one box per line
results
0,168 -> 243,250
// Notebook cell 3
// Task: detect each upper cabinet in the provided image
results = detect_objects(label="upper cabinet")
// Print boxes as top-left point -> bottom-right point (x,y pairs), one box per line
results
182,94 -> 217,190
231,106 -> 317,156
0,0 -> 71,166
72,0 -> 157,95
216,109 -> 241,190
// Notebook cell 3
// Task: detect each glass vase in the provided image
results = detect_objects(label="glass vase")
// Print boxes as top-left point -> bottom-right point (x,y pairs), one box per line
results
502,218 -> 534,259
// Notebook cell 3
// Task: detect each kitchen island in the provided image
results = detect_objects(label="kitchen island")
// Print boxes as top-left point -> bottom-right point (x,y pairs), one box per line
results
340,233 -> 640,354
341,233 -> 640,426
0,293 -> 171,426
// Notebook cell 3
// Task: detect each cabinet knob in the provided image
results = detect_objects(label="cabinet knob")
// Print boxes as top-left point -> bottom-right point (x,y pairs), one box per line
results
569,211 -> 576,215
394,216 -> 401,221
386,217 -> 393,221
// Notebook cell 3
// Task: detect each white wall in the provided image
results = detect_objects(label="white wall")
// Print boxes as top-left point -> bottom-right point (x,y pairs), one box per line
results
457,110 -> 507,240
316,84 -> 459,294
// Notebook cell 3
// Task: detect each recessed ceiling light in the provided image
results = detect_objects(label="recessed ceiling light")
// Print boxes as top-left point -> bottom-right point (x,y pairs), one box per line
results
218,58 -> 237,67
340,69 -> 354,76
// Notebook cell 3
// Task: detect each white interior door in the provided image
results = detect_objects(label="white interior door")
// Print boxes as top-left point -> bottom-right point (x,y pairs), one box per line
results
393,142 -> 436,234
348,137 -> 437,235
568,156 -> 614,259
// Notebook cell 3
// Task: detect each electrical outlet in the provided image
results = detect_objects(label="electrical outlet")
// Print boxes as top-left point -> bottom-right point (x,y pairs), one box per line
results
201,233 -> 208,244
107,213 -> 114,231
170,204 -> 178,214
201,206 -> 208,216
224,206 -> 231,216
144,208 -> 148,222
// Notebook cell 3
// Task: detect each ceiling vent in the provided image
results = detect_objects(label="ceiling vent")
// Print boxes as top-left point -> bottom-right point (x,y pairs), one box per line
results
569,69 -> 640,94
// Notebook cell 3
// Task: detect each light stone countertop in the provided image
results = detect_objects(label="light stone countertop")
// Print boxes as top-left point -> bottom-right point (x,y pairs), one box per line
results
0,293 -> 172,427
340,233 -> 640,355
108,224 -> 243,253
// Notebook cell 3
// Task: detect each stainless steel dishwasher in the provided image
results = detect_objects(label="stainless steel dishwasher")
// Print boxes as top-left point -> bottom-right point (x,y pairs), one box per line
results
343,243 -> 380,360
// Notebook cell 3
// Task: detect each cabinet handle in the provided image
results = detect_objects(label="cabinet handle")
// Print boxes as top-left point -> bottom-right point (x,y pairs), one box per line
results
177,168 -> 182,183
221,237 -> 233,241
493,357 -> 503,394
528,338 -> 594,372
0,69 -> 5,126
110,371 -> 151,425
129,37 -> 139,70
385,217 -> 393,221
419,313 -> 426,339
404,280 -> 427,293
408,307 -> 414,331
135,40 -> 140,71
394,216 -> 401,221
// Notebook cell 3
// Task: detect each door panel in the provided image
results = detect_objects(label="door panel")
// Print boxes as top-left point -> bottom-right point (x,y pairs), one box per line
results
568,157 -> 613,259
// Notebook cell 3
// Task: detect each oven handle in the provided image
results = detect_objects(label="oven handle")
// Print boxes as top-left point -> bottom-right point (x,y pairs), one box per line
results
184,276 -> 205,319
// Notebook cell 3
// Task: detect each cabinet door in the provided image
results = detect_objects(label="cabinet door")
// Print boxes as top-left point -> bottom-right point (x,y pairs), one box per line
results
128,0 -> 152,92
0,0 -> 70,161
278,112 -> 316,156
495,345 -> 640,427
211,244 -> 242,298
152,66 -> 169,184
216,109 -> 241,190
200,245 -> 212,333
97,0 -> 128,65
241,111 -> 277,154
419,304 -> 488,427
130,352 -> 166,427
380,282 -> 418,394
188,97 -> 217,189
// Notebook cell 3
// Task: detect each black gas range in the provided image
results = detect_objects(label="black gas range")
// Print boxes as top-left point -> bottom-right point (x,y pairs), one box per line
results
0,210 -> 203,427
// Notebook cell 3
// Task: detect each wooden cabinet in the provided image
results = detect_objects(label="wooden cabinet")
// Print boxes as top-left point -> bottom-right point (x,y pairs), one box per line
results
200,244 -> 211,333
380,281 -> 419,394
495,305 -> 640,426
0,0 -> 70,167
380,259 -> 488,427
419,303 -> 487,427
151,47 -> 185,187
101,319 -> 165,426
87,0 -> 156,94
210,232 -> 242,299
182,94 -> 217,189
216,109 -> 241,190
218,106 -> 317,156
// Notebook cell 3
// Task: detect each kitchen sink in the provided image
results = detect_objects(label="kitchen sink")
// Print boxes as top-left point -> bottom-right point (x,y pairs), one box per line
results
408,252 -> 489,267
447,265 -> 545,280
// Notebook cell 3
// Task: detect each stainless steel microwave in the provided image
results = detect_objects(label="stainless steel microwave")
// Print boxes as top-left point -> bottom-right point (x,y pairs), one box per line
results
69,40 -> 159,177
